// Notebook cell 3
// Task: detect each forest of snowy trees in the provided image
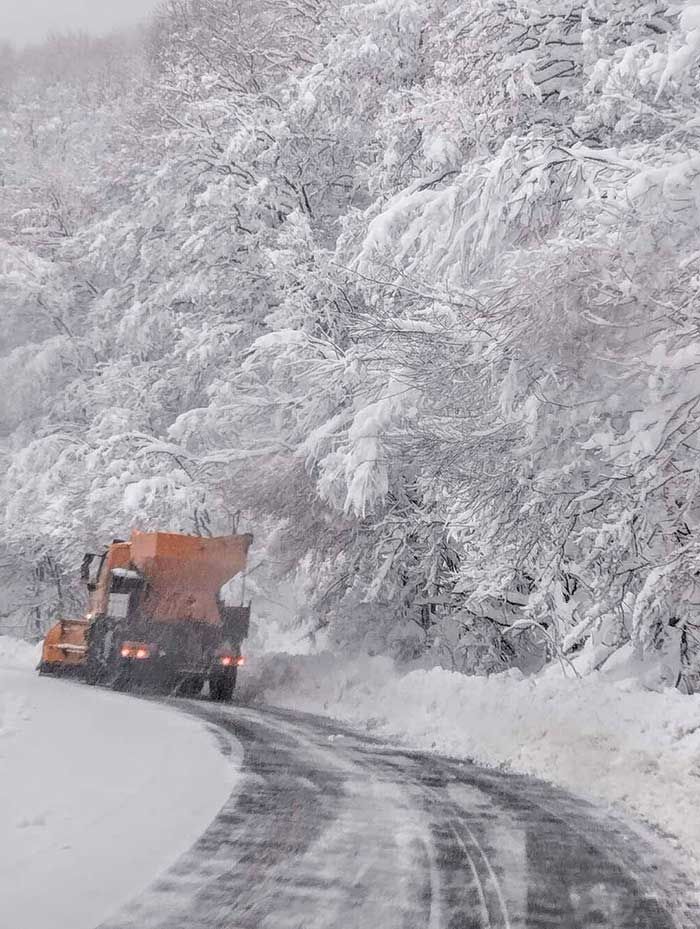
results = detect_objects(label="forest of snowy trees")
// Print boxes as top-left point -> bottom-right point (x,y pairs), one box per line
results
2,0 -> 700,689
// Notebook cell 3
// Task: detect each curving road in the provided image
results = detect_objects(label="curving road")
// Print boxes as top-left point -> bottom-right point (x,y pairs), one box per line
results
99,701 -> 698,929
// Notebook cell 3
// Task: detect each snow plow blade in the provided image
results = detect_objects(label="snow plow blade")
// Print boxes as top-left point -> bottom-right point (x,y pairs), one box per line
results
38,619 -> 89,674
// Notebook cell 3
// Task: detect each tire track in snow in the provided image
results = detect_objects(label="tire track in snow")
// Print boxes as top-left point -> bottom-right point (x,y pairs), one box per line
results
98,700 -> 697,929
448,817 -> 510,929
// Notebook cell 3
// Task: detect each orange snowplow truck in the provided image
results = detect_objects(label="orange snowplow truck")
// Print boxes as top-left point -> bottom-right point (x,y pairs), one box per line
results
39,530 -> 253,701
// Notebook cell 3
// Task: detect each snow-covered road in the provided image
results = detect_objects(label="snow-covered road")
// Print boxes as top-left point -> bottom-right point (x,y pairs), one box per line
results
99,702 -> 699,929
2,636 -> 697,929
0,654 -> 241,929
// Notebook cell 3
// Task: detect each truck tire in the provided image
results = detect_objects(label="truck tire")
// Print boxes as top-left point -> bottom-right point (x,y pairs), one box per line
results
177,676 -> 204,698
111,668 -> 132,692
85,617 -> 121,686
84,658 -> 101,685
84,620 -> 108,685
209,669 -> 236,702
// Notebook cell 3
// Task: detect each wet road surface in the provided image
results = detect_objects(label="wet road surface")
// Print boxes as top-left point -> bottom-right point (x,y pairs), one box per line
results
99,701 -> 699,929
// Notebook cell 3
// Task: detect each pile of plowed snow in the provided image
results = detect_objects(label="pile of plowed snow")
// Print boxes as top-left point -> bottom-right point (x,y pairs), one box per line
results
243,650 -> 700,875
0,634 -> 41,670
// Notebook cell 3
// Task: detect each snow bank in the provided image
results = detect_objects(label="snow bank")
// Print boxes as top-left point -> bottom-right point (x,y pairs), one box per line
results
0,660 -> 241,929
244,651 -> 700,873
0,634 -> 42,670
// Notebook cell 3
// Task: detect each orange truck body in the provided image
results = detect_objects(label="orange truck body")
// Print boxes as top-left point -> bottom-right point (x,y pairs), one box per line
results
86,530 -> 251,626
39,530 -> 253,681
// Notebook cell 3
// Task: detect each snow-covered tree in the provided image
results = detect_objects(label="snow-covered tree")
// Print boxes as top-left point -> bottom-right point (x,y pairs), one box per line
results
3,0 -> 700,688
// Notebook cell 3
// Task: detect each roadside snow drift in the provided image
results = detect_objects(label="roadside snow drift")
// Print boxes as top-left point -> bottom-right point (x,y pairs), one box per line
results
0,637 -> 241,929
245,651 -> 700,876
0,634 -> 40,670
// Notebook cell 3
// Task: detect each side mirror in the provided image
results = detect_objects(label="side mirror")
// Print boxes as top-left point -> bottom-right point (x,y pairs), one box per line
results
81,553 -> 96,581
81,553 -> 105,591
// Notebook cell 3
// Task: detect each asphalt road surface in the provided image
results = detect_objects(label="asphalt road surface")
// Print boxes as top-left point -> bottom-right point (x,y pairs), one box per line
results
99,701 -> 699,929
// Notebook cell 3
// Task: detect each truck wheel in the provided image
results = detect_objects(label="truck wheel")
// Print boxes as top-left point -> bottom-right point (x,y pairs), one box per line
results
111,667 -> 132,692
85,639 -> 105,684
178,676 -> 204,698
209,670 -> 236,702
84,660 -> 101,685
84,617 -> 115,686
84,644 -> 107,685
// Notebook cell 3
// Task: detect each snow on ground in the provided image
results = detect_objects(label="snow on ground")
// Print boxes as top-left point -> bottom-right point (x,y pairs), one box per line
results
243,649 -> 700,879
0,636 -> 241,929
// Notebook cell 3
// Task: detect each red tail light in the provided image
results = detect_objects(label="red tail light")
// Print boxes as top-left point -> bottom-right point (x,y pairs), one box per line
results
121,642 -> 152,660
219,655 -> 245,668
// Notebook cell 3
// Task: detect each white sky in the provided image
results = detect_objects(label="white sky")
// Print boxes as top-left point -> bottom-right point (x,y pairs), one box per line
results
0,0 -> 162,45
